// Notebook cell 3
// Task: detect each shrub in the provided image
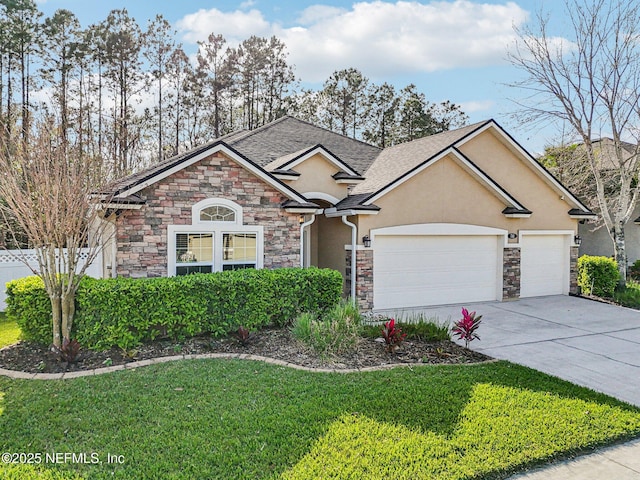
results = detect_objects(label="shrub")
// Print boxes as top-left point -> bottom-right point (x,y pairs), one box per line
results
292,299 -> 362,356
6,267 -> 343,351
5,276 -> 51,345
629,259 -> 640,281
577,255 -> 620,297
291,311 -> 314,344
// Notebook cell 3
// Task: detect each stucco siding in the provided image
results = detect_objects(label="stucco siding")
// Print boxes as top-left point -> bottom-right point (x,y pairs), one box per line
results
281,154 -> 349,202
359,154 -> 515,234
458,130 -> 576,231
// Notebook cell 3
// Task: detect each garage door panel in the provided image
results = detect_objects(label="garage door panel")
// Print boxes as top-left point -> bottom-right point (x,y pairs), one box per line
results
520,235 -> 568,298
373,234 -> 500,309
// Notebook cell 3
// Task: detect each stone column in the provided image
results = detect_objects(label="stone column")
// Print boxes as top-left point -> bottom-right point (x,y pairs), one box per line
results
503,247 -> 521,300
570,246 -> 579,294
346,248 -> 374,311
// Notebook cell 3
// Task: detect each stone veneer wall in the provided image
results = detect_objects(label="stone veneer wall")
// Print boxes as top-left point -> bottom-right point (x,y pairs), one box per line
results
346,248 -> 373,311
570,245 -> 579,294
115,152 -> 301,277
503,247 -> 521,300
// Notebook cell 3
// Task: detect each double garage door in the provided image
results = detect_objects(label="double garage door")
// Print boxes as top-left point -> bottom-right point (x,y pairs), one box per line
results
372,227 -> 570,310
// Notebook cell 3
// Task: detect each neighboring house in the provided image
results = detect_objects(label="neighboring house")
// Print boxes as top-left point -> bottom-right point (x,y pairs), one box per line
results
95,116 -> 594,311
580,214 -> 640,266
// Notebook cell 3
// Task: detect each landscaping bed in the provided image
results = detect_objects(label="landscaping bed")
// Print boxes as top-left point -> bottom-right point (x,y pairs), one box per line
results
0,327 -> 490,374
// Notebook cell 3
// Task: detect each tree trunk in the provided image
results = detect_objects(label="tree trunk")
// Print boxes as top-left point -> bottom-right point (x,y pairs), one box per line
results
613,222 -> 627,287
61,291 -> 75,342
51,295 -> 62,349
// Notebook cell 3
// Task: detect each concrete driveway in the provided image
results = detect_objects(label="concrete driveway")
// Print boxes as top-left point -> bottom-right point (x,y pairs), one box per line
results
380,295 -> 640,407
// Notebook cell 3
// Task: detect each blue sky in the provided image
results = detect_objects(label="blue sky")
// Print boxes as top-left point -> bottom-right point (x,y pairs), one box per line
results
36,0 -> 571,154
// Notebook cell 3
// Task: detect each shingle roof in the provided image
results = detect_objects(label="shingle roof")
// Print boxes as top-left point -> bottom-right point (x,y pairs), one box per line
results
103,116 -> 381,196
350,120 -> 490,197
265,147 -> 312,171
225,116 -> 381,174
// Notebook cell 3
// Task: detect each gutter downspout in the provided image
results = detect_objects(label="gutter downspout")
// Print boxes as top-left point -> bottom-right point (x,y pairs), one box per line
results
341,215 -> 357,300
300,215 -> 316,267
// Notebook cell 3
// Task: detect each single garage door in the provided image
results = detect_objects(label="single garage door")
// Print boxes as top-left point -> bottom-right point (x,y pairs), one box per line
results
373,234 -> 501,309
520,234 -> 568,297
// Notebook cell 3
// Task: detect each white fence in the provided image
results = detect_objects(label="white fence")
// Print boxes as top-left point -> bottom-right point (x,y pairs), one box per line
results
0,249 -> 101,311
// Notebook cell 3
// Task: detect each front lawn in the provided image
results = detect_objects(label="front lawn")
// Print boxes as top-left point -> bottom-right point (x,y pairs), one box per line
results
1,360 -> 639,479
0,314 -> 20,349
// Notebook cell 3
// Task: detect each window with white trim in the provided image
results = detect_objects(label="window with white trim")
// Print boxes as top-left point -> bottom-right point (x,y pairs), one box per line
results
222,232 -> 257,270
175,233 -> 214,275
200,205 -> 236,222
192,198 -> 242,225
168,198 -> 263,276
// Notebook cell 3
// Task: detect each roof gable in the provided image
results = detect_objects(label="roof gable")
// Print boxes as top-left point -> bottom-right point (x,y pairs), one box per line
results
350,119 -> 592,216
105,141 -> 308,204
351,121 -> 490,196
458,120 -> 592,213
265,144 -> 361,176
364,146 -> 530,213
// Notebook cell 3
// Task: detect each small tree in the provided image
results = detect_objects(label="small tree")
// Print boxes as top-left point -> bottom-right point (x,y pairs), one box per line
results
0,120 -> 111,349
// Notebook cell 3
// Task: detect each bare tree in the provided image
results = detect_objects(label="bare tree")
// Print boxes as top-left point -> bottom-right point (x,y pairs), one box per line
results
509,0 -> 640,283
0,120 -> 112,349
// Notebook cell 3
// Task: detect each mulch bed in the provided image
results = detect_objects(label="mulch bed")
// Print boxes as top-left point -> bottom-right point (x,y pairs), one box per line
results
0,328 -> 491,374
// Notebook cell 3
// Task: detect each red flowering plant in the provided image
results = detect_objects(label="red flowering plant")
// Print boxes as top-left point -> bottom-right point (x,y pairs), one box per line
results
452,308 -> 482,348
381,318 -> 407,353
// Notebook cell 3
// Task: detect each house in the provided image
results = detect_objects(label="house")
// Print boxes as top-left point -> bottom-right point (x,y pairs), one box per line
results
95,116 -> 594,311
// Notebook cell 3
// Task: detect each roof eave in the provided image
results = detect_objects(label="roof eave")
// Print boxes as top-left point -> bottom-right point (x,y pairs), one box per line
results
324,206 -> 380,217
569,208 -> 597,220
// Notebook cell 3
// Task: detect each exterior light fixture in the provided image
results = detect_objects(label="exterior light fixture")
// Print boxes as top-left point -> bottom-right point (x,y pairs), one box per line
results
574,235 -> 582,246
363,235 -> 371,247
299,215 -> 305,225
507,233 -> 518,240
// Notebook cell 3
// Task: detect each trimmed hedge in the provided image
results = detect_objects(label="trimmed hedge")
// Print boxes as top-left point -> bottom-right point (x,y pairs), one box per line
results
6,268 -> 343,350
5,275 -> 51,345
577,255 -> 619,297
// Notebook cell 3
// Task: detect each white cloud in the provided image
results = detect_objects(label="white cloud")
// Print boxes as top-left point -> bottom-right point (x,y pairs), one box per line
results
177,8 -> 271,44
459,99 -> 495,113
296,5 -> 348,25
177,0 -> 530,81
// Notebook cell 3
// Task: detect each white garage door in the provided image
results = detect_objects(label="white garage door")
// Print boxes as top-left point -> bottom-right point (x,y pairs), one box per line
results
373,234 -> 501,310
520,234 -> 568,297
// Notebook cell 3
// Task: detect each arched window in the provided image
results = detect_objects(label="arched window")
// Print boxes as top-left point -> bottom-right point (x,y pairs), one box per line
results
192,198 -> 242,225
170,198 -> 262,276
200,205 -> 236,222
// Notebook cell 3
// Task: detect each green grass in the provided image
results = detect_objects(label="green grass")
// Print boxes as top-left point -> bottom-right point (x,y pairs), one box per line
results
362,313 -> 451,341
0,314 -> 21,348
1,360 -> 639,479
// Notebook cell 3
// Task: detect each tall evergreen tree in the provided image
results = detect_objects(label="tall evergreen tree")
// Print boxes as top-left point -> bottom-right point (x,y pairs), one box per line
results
321,68 -> 369,138
143,14 -> 175,161
102,9 -> 143,177
40,9 -> 81,147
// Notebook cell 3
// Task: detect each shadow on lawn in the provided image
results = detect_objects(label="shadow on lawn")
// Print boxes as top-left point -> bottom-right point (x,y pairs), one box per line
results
0,359 -> 639,480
